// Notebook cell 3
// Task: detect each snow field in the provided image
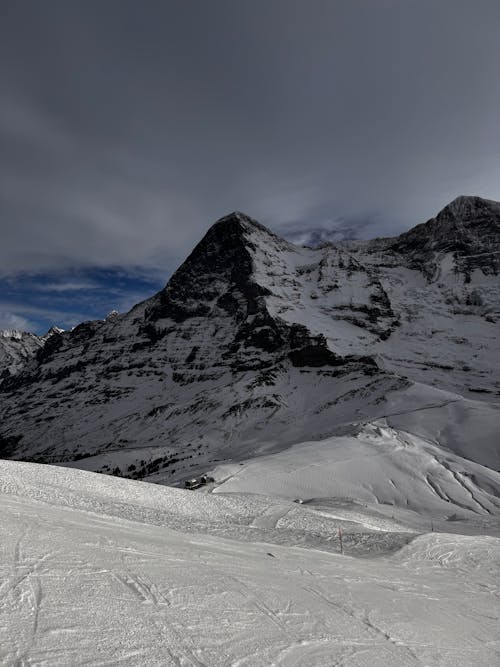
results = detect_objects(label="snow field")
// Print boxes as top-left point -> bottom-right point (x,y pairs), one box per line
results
212,423 -> 500,522
1,459 -> 499,666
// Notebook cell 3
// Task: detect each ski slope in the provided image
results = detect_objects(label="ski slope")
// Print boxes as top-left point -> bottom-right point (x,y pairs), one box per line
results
1,460 -> 499,666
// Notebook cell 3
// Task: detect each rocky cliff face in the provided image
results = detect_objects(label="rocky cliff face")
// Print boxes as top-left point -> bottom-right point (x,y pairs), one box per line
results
1,197 -> 499,480
0,328 -> 63,383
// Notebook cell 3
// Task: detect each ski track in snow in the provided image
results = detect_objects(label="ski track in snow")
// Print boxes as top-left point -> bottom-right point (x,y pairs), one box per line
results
1,460 -> 499,666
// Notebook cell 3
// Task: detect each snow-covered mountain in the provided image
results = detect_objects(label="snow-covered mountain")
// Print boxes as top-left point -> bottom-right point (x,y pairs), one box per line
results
0,196 -> 499,504
0,329 -> 44,380
0,326 -> 64,382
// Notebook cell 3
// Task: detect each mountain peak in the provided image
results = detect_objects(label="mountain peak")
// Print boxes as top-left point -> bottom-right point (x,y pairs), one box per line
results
216,210 -> 254,224
0,330 -> 26,340
389,195 -> 500,277
210,211 -> 276,237
436,195 -> 500,222
44,326 -> 64,337
143,212 -> 277,325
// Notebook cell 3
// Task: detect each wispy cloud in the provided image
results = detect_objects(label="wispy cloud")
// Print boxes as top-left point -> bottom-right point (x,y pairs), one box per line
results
0,301 -> 90,331
0,311 -> 33,332
34,281 -> 100,292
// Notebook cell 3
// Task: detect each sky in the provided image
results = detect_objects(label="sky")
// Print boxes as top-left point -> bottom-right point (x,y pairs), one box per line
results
1,0 -> 499,333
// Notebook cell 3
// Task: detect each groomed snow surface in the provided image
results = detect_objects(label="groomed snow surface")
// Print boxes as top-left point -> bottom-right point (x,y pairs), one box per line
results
1,457 -> 499,666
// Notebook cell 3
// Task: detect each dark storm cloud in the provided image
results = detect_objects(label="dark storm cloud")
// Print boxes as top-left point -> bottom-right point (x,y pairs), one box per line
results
1,0 -> 500,280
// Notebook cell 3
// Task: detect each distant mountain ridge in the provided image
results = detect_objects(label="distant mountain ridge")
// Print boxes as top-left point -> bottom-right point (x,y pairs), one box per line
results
0,196 -> 499,490
0,327 -> 63,381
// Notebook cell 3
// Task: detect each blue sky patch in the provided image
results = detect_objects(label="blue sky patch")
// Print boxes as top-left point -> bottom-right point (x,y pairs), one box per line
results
0,266 -> 169,335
